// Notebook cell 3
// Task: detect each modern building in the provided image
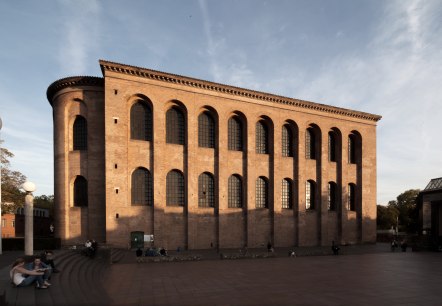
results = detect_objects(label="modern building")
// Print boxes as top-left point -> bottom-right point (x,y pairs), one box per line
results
417,177 -> 442,242
1,207 -> 52,238
47,60 -> 381,249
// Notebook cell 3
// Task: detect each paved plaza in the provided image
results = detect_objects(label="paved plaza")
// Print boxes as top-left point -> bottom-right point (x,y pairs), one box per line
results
1,246 -> 442,305
105,252 -> 442,306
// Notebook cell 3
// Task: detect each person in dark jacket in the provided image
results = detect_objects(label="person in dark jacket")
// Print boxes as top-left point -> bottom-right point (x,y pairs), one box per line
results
41,250 -> 60,273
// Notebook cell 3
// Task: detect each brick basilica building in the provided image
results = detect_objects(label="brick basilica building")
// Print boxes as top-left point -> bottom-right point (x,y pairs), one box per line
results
46,60 -> 381,250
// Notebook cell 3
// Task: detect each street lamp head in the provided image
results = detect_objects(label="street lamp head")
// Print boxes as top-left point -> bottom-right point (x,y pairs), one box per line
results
21,181 -> 36,193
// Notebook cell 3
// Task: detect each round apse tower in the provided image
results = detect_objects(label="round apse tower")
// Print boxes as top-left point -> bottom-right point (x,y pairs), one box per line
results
47,76 -> 106,245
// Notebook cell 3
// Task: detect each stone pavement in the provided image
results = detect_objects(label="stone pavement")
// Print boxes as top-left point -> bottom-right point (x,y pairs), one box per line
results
1,244 -> 442,305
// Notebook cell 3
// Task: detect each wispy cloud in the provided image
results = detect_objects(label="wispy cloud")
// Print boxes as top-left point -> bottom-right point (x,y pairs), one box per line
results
0,84 -> 53,195
197,0 -> 262,89
198,0 -> 215,57
295,0 -> 442,203
56,0 -> 102,75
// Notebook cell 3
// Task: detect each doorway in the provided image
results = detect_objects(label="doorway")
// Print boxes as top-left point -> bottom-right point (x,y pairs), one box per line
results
130,231 -> 144,249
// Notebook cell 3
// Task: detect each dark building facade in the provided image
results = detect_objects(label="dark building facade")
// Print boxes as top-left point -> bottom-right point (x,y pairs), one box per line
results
418,177 -> 442,244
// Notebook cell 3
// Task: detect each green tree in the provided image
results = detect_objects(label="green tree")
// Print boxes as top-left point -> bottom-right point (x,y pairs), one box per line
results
34,194 -> 54,216
1,140 -> 27,213
377,204 -> 399,230
388,189 -> 420,233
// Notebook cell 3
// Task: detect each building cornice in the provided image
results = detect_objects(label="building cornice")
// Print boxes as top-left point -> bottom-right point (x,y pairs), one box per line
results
99,59 -> 382,122
47,76 -> 104,105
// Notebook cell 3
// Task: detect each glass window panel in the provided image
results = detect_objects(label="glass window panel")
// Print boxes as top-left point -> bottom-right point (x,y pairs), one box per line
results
282,125 -> 293,157
131,168 -> 153,206
228,117 -> 242,151
166,107 -> 185,145
74,176 -> 88,207
198,172 -> 215,207
306,128 -> 315,159
348,184 -> 356,211
349,135 -> 356,164
256,121 -> 268,154
73,116 -> 87,150
328,132 -> 336,162
198,112 -> 215,148
256,177 -> 268,208
166,170 -> 185,206
131,101 -> 152,141
282,179 -> 292,209
306,180 -> 315,210
228,175 -> 242,208
328,182 -> 337,210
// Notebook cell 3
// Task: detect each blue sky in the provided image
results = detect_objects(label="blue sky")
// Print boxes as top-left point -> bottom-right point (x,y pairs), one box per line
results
0,0 -> 441,204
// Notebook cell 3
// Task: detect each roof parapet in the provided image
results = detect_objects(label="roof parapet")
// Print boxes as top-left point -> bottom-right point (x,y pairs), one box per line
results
47,76 -> 104,104
99,59 -> 382,122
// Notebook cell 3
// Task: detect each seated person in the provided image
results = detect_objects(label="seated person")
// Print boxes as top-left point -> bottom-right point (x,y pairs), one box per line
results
331,241 -> 340,255
400,240 -> 408,252
91,240 -> 98,253
41,250 -> 60,273
26,256 -> 52,286
391,239 -> 398,251
145,247 -> 157,257
159,247 -> 168,256
10,258 -> 48,289
84,239 -> 96,257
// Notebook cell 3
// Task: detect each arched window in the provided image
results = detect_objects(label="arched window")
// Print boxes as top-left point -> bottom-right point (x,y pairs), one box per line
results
306,180 -> 315,210
282,124 -> 293,157
74,176 -> 88,207
256,177 -> 268,208
198,172 -> 215,207
256,121 -> 268,154
228,175 -> 242,208
198,112 -> 215,148
305,128 -> 315,159
348,134 -> 356,164
328,132 -> 337,162
348,183 -> 356,211
228,117 -> 242,151
131,168 -> 152,206
166,170 -> 185,206
282,179 -> 292,209
73,116 -> 87,150
130,101 -> 152,141
166,106 -> 185,145
328,182 -> 337,211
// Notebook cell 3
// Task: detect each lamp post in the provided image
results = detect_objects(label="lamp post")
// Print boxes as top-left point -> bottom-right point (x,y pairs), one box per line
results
0,116 -> 2,255
22,181 -> 36,256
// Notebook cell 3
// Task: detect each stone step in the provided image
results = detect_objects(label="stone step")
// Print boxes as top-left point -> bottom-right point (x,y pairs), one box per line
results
110,248 -> 128,264
37,249 -> 110,306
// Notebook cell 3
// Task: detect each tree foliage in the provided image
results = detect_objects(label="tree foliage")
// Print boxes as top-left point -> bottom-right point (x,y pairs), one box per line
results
377,204 -> 399,230
1,141 -> 26,213
34,194 -> 54,216
387,189 -> 420,233
1,140 -> 54,215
